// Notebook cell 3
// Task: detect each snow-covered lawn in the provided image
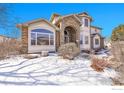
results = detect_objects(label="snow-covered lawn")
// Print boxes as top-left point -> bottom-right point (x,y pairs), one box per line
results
0,53 -> 117,86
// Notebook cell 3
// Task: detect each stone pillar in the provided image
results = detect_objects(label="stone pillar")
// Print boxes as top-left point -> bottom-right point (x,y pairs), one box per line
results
60,21 -> 65,45
21,26 -> 28,53
55,31 -> 60,51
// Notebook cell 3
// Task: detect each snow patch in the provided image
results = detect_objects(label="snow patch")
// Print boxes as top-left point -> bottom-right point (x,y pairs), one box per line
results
0,54 -> 117,86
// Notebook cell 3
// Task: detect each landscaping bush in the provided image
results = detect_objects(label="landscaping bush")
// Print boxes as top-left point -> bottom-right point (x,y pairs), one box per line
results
58,43 -> 80,60
91,56 -> 110,72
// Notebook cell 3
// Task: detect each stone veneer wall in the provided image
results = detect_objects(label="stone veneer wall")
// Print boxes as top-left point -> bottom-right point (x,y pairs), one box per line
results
59,16 -> 81,48
55,31 -> 60,51
21,26 -> 28,53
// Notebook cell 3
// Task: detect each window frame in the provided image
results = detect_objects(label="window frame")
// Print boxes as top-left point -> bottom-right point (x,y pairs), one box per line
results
84,18 -> 89,27
31,32 -> 36,45
30,29 -> 54,46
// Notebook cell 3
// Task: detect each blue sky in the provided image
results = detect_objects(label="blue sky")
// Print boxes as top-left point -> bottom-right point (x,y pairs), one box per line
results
0,3 -> 124,38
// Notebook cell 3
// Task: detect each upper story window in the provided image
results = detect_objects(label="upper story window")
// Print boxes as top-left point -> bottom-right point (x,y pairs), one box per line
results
31,29 -> 54,46
84,18 -> 89,27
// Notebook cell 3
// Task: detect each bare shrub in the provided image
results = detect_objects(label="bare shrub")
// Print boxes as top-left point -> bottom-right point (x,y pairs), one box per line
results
0,38 -> 21,59
58,43 -> 80,60
91,57 -> 110,72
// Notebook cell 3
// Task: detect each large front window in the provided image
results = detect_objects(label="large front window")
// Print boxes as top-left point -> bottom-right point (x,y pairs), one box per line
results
31,29 -> 54,46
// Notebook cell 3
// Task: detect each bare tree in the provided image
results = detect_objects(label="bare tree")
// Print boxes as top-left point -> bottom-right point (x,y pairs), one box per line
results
0,4 -> 21,59
0,4 -> 21,38
0,4 -> 10,29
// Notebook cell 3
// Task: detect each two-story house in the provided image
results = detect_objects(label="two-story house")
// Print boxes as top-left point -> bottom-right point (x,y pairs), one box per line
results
17,12 -> 104,53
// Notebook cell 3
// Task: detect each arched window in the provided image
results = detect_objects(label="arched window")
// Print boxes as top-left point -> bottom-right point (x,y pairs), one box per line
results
31,29 -> 54,45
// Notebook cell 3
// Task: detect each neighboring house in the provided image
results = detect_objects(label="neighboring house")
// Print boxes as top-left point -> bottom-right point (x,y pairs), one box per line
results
17,12 -> 104,53
0,35 -> 11,42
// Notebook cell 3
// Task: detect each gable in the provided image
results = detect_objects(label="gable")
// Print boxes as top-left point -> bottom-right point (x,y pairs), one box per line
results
17,19 -> 59,31
62,15 -> 82,28
28,21 -> 56,32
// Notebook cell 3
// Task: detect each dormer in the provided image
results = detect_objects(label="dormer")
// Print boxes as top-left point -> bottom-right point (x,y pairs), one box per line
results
78,12 -> 92,27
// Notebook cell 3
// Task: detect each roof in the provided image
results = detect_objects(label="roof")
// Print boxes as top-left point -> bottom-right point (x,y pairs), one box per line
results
91,26 -> 102,30
78,12 -> 88,15
50,12 -> 93,25
17,18 -> 59,31
91,33 -> 105,38
78,12 -> 93,21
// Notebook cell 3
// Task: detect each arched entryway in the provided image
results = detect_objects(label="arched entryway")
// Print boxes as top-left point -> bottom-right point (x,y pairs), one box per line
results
64,26 -> 76,43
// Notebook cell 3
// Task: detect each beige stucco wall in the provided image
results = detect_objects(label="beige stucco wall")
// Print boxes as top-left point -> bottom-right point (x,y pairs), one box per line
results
28,21 -> 56,53
80,17 -> 91,50
80,27 -> 91,50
